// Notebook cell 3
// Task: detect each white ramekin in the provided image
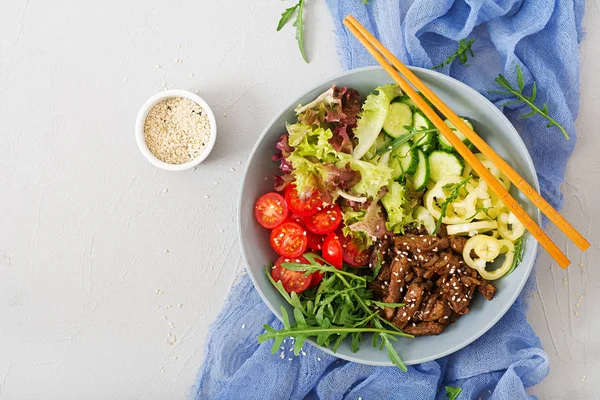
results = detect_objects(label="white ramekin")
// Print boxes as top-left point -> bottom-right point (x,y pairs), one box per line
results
135,89 -> 217,171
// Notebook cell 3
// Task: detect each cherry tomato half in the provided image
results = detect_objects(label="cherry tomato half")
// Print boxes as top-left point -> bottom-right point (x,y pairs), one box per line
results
254,192 -> 288,229
341,233 -> 371,267
270,222 -> 307,258
285,214 -> 324,252
304,204 -> 342,235
322,232 -> 343,269
286,213 -> 304,225
306,230 -> 325,251
284,184 -> 322,217
272,255 -> 312,293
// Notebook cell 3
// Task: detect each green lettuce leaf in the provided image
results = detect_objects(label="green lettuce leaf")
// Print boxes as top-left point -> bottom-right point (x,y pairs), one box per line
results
294,87 -> 339,119
352,84 -> 403,160
286,123 -> 314,147
342,207 -> 372,248
344,158 -> 393,199
291,126 -> 338,163
381,181 -> 414,234
287,126 -> 359,202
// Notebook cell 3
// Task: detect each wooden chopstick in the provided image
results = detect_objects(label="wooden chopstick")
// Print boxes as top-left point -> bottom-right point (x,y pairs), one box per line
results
345,15 -> 590,254
343,15 -> 572,268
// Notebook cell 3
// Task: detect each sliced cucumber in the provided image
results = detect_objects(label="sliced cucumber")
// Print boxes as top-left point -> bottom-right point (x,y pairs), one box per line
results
438,118 -> 473,151
428,150 -> 464,182
412,111 -> 437,153
383,102 -> 413,138
412,149 -> 429,190
389,141 -> 417,179
402,98 -> 417,111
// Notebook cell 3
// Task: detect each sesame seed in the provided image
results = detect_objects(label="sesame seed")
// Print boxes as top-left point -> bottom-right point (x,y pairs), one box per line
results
317,357 -> 321,361
241,324 -> 246,329
144,97 -> 211,164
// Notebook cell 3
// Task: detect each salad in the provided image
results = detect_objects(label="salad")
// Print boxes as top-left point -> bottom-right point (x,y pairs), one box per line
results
254,84 -> 526,370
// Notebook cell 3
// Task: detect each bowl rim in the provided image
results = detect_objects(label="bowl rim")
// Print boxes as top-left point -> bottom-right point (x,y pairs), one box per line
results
238,65 -> 540,366
134,89 -> 217,171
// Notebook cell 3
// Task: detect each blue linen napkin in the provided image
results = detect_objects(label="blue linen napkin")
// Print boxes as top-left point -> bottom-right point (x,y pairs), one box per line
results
193,1 -> 585,398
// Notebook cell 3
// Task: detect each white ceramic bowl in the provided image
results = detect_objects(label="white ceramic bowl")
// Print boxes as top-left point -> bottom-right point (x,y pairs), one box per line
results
135,89 -> 217,171
239,66 -> 540,366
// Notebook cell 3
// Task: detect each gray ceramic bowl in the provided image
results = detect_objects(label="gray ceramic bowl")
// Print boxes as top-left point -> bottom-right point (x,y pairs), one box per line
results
238,66 -> 539,366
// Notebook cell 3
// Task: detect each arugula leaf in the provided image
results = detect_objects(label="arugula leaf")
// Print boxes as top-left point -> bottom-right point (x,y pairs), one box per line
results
369,250 -> 382,282
490,65 -> 568,139
277,4 -> 299,31
294,0 -> 308,63
505,235 -> 524,276
432,176 -> 472,235
433,39 -> 475,70
276,0 -> 308,63
261,257 -> 411,370
374,126 -> 434,157
445,385 -> 462,400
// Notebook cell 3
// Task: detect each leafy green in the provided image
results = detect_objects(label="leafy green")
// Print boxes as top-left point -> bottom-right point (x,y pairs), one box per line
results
506,235 -> 524,276
432,176 -> 472,235
293,0 -> 308,63
381,181 -> 414,233
433,39 -> 475,70
286,126 -> 342,200
346,157 -> 393,199
353,84 -> 403,159
260,255 -> 412,370
276,0 -> 307,63
286,123 -> 313,147
341,208 -> 371,248
445,386 -> 462,400
277,4 -> 299,31
490,65 -> 568,139
293,87 -> 339,119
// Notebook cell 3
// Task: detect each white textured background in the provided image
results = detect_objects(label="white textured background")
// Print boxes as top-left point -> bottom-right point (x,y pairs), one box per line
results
0,1 -> 597,399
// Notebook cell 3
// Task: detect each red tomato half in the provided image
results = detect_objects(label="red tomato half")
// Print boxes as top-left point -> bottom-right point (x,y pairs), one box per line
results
304,204 -> 342,235
322,232 -> 343,269
286,213 -> 304,225
341,233 -> 371,267
254,192 -> 288,229
272,255 -> 312,293
270,222 -> 308,258
283,214 -> 324,251
284,184 -> 322,217
306,230 -> 325,251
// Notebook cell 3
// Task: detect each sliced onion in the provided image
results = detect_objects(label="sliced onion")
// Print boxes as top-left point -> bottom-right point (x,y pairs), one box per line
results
336,189 -> 367,203
446,220 -> 498,236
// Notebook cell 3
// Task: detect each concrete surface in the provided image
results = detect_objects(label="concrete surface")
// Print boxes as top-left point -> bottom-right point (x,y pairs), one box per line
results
0,0 -> 597,399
